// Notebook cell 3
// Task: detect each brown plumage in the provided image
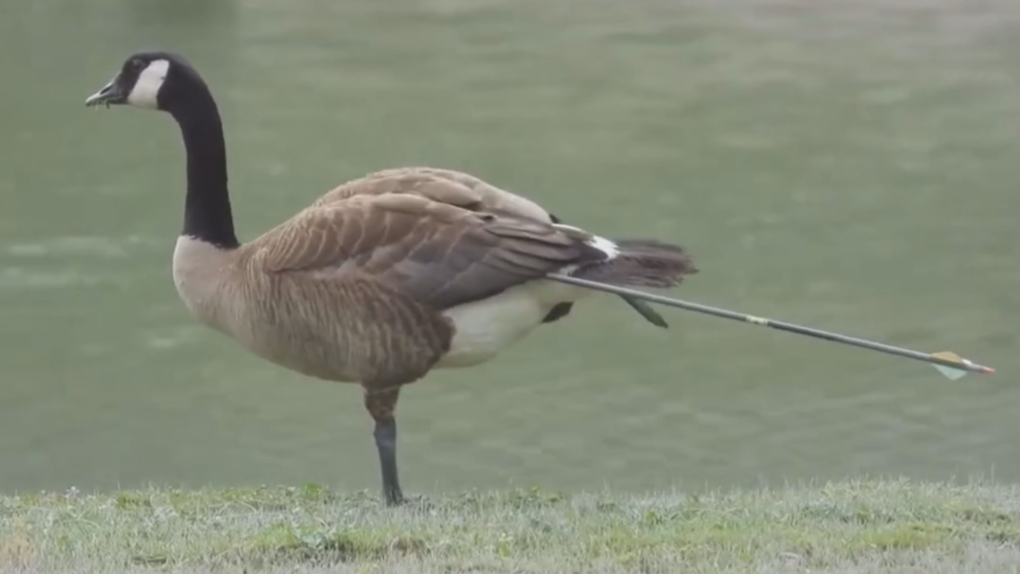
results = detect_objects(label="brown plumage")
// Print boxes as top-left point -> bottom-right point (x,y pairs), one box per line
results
314,166 -> 685,326
222,190 -> 604,384
85,51 -> 698,506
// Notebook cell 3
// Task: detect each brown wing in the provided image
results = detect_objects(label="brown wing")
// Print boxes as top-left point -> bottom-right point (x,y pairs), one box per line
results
309,167 -> 665,327
255,193 -> 600,311
311,167 -> 556,223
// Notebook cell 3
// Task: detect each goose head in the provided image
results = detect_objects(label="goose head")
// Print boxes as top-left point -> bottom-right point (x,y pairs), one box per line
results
85,51 -> 206,112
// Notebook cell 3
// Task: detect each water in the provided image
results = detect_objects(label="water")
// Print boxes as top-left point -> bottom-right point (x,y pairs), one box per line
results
1,0 -> 1018,496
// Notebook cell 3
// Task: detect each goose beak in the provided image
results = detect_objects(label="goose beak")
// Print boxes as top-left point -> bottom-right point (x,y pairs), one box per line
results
85,77 -> 127,108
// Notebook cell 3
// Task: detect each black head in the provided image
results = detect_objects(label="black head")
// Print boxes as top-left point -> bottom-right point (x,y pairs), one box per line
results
85,51 -> 206,112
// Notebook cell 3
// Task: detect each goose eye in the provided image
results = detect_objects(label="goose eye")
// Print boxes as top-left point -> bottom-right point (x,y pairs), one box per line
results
129,58 -> 145,72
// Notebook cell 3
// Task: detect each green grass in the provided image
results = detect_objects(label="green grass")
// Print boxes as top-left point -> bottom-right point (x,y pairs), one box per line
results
2,479 -> 1019,573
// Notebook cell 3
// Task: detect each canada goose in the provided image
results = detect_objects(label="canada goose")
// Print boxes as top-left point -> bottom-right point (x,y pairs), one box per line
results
85,51 -> 698,506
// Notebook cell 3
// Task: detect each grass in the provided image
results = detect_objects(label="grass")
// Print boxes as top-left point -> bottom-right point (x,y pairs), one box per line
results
2,479 -> 1019,573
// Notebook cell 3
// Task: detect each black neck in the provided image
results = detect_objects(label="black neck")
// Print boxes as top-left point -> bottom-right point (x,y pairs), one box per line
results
170,88 -> 239,249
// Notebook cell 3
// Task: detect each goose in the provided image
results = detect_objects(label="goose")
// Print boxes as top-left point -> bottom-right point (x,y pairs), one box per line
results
84,51 -> 698,506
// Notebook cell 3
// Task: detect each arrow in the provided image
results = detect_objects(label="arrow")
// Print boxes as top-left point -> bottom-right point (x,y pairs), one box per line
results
549,274 -> 996,379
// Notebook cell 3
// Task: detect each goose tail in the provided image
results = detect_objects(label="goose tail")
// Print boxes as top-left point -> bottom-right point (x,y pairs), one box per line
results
575,237 -> 698,288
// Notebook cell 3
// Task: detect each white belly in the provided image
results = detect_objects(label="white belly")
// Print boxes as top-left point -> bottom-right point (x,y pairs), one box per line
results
436,280 -> 589,369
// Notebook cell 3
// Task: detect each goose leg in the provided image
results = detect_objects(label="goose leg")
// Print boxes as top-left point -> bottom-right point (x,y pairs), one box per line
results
363,385 -> 404,506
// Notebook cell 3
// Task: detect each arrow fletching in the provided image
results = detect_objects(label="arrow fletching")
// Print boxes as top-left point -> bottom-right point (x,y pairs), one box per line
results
933,365 -> 968,381
930,351 -> 995,380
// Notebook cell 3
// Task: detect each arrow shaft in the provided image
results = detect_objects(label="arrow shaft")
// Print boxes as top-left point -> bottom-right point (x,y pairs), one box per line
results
548,274 -> 992,374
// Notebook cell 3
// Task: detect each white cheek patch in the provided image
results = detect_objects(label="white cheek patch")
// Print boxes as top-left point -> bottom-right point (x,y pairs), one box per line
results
127,59 -> 170,108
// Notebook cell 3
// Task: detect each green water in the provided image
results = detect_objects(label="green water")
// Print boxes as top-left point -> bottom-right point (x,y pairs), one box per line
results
1,0 -> 1018,496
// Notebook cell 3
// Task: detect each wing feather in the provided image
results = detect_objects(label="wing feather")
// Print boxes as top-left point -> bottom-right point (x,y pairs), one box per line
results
256,193 -> 598,311
302,167 -> 669,327
311,167 -> 555,222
